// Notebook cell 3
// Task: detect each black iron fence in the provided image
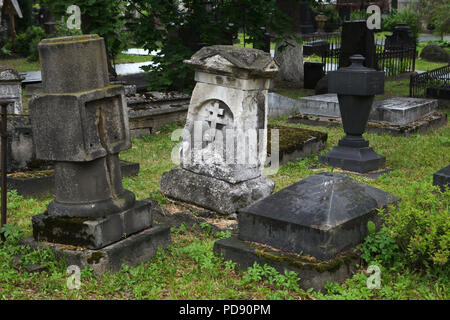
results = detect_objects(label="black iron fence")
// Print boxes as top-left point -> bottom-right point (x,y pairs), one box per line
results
410,64 -> 450,98
304,32 -> 417,77
377,46 -> 416,77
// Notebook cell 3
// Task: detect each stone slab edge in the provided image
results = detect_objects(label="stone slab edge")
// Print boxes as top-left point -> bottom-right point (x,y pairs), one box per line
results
213,237 -> 359,292
7,161 -> 140,198
22,225 -> 171,274
287,112 -> 447,137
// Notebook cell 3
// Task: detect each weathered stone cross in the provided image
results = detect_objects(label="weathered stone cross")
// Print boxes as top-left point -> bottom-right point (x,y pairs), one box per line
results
205,101 -> 227,141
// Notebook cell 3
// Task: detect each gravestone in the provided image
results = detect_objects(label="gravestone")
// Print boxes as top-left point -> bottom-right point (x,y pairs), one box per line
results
160,45 -> 278,214
27,35 -> 170,273
214,172 -> 399,290
299,0 -> 317,34
385,23 -> 415,50
433,165 -> 450,192
339,20 -> 377,69
304,62 -> 324,89
272,41 -> 304,88
0,66 -> 23,114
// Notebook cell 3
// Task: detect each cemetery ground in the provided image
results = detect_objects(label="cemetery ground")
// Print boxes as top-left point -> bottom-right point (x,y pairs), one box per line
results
0,83 -> 449,299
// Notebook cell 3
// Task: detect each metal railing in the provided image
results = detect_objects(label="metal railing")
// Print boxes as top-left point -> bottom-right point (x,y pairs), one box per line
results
410,64 -> 450,98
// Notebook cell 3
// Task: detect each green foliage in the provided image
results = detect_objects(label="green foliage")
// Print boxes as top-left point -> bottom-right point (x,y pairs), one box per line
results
240,263 -> 303,300
321,4 -> 340,25
128,0 -> 297,92
0,224 -> 24,243
418,0 -> 450,39
43,0 -> 128,59
361,227 -> 401,268
382,7 -> 420,42
427,40 -> 450,48
380,184 -> 449,270
350,10 -> 370,21
15,26 -> 47,61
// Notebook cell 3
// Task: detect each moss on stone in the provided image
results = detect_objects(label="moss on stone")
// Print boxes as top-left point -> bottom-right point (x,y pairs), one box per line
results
8,169 -> 54,179
267,125 -> 328,155
34,215 -> 96,247
251,242 -> 358,273
87,251 -> 105,264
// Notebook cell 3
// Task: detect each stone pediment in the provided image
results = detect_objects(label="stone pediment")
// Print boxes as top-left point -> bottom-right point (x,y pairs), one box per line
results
0,66 -> 22,81
184,45 -> 279,78
241,172 -> 398,230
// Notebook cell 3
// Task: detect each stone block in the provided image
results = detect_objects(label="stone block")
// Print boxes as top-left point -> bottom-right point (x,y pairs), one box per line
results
267,125 -> 327,166
214,237 -> 359,291
238,173 -> 399,259
23,225 -> 171,274
433,165 -> 450,191
0,66 -> 23,114
32,200 -> 154,250
160,167 -> 274,215
30,85 -> 131,162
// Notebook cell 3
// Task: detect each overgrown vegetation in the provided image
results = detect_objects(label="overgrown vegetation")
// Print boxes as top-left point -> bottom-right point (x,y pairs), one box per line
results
1,79 -> 449,299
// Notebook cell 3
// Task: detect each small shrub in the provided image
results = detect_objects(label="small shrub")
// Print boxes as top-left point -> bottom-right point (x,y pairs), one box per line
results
15,26 -> 47,61
382,7 -> 419,42
379,183 -> 450,270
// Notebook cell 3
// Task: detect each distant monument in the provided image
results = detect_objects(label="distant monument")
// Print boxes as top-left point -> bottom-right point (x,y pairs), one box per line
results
339,20 -> 377,69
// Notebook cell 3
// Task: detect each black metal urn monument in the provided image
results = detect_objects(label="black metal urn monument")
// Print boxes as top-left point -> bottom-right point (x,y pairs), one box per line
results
319,55 -> 385,173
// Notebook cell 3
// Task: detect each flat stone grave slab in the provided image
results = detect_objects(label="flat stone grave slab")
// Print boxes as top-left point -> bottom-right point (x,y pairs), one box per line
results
127,92 -> 190,138
214,237 -> 359,292
238,172 -> 399,260
288,112 -> 447,137
32,200 -> 156,249
433,165 -> 450,191
296,94 -> 439,125
7,161 -> 140,198
23,224 -> 171,275
267,125 -> 327,166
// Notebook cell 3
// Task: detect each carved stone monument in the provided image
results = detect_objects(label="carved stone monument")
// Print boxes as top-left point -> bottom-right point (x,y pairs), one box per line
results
161,45 -> 278,214
27,35 -> 170,273
0,66 -> 23,114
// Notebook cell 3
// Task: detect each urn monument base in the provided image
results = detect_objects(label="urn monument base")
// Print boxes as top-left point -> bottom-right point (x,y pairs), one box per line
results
319,136 -> 386,173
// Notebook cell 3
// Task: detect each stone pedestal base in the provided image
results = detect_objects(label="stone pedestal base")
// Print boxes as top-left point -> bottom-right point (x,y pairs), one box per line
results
160,167 -> 274,214
433,165 -> 450,191
32,200 -> 156,249
319,145 -> 386,173
23,225 -> 171,274
213,237 -> 359,292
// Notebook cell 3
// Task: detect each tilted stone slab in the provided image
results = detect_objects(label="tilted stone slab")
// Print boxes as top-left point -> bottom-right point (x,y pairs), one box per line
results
238,172 -> 399,260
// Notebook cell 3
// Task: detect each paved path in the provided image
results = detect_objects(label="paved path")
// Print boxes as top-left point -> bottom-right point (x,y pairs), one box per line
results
20,61 -> 156,84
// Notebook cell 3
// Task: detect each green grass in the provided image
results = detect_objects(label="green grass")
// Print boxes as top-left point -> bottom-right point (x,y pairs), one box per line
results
0,58 -> 40,72
1,91 -> 449,299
